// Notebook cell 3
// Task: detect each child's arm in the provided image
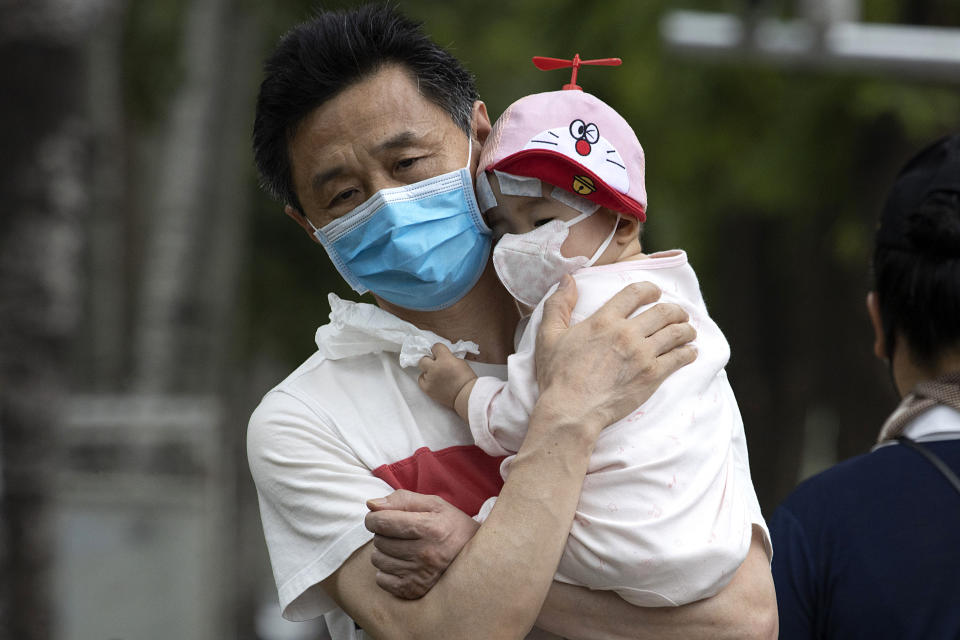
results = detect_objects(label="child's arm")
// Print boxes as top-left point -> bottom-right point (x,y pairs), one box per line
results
452,378 -> 476,423
417,343 -> 478,422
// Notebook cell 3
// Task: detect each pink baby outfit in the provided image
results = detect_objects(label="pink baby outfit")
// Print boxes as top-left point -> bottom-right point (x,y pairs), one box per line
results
469,251 -> 770,606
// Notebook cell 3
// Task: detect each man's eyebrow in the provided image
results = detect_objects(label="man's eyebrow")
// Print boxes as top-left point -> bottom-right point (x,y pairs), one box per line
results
311,132 -> 423,194
312,166 -> 344,194
373,130 -> 421,153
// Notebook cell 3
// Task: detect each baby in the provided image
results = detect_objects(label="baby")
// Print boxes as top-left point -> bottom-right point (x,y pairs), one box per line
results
418,81 -> 769,606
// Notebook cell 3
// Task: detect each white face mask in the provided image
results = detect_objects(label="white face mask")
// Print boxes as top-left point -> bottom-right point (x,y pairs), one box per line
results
492,211 -> 620,307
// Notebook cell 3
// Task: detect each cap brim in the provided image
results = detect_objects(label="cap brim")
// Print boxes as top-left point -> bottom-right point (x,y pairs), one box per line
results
488,149 -> 646,222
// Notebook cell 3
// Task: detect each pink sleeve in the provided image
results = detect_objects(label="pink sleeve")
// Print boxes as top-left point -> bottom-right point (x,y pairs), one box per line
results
467,314 -> 542,457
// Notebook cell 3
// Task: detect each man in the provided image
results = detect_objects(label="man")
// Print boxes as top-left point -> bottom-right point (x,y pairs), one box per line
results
248,5 -> 776,638
770,135 -> 960,639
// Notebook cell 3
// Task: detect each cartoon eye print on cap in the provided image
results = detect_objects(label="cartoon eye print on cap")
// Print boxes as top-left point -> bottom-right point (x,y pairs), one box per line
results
569,119 -> 599,156
524,119 -> 629,194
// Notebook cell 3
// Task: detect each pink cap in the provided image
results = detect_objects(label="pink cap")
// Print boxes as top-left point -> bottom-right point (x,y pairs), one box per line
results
478,90 -> 647,221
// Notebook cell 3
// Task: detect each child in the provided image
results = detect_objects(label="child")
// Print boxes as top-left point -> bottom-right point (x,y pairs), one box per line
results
417,62 -> 770,607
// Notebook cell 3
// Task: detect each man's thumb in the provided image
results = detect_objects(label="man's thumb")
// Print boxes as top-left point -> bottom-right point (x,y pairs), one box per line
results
539,274 -> 578,345
366,489 -> 438,513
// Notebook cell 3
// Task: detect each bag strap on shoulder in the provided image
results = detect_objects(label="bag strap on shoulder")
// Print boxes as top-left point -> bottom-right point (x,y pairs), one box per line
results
897,436 -> 960,497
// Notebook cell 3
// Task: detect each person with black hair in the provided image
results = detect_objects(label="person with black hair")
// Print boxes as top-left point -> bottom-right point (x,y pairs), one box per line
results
770,134 -> 960,639
247,5 -> 776,639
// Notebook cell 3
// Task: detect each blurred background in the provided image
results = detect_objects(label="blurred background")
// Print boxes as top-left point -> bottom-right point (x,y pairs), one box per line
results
1,0 -> 958,638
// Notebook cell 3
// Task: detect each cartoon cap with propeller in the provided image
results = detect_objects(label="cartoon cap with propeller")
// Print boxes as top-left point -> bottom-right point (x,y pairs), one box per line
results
477,54 -> 647,221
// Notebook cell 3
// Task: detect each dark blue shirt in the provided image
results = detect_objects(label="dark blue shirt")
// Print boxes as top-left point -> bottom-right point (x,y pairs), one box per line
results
770,439 -> 960,640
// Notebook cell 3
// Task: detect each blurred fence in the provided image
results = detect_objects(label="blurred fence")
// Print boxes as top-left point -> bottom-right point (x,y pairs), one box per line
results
51,395 -> 227,640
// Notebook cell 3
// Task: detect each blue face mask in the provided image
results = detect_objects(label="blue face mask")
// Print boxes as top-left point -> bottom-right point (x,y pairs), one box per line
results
310,142 -> 491,311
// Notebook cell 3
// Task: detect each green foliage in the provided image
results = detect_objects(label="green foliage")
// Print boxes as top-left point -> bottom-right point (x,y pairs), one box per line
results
122,0 -> 191,123
240,0 -> 960,365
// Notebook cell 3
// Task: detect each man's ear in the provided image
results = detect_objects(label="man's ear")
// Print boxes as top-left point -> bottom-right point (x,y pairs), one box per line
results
285,204 -> 321,243
472,100 -> 492,145
866,291 -> 887,360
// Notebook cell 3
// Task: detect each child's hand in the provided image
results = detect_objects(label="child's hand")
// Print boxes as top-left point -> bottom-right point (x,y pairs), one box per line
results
418,343 -> 477,411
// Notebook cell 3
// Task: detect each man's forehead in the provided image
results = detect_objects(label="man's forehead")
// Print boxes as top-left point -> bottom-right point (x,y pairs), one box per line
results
310,66 -> 446,135
295,92 -> 453,167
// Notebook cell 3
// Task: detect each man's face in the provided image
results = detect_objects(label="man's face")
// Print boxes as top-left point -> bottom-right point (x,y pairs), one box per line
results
287,64 -> 478,230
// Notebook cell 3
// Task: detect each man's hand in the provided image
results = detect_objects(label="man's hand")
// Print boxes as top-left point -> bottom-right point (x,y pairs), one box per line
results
535,274 -> 697,432
364,490 -> 480,600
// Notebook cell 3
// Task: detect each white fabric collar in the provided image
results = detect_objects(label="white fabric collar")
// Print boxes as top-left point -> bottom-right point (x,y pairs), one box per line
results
872,405 -> 960,451
314,293 -> 480,368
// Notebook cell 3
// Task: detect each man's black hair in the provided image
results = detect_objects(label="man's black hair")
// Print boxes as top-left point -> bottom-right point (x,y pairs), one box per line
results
873,135 -> 960,368
252,3 -> 479,213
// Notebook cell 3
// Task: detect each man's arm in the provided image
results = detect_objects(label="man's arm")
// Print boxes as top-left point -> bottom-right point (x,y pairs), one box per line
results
536,527 -> 777,640
365,492 -> 776,639
321,278 -> 697,640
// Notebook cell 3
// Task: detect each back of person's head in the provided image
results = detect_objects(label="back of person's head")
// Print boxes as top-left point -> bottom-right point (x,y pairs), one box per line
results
873,134 -> 960,368
252,3 -> 478,211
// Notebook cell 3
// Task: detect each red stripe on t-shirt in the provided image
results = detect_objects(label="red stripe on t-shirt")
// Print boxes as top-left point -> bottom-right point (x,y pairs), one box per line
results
372,445 -> 505,517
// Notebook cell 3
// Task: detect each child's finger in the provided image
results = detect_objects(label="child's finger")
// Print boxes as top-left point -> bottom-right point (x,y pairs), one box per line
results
418,354 -> 435,371
430,343 -> 453,359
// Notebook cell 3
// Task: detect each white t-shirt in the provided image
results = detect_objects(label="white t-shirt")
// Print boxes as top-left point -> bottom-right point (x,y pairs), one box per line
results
470,251 -> 771,606
247,297 -> 509,635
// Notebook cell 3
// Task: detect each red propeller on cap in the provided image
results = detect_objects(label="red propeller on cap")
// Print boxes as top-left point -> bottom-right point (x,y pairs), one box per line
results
532,54 -> 622,90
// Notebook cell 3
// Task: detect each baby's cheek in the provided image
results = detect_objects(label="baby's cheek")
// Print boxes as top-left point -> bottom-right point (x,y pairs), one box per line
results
560,229 -> 593,259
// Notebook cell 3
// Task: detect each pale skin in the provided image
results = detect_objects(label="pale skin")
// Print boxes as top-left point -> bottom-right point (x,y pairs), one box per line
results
285,63 -> 777,639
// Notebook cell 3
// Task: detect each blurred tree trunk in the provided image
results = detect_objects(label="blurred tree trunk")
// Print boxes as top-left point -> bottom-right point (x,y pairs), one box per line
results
83,0 -> 129,392
124,0 -> 259,632
1,0 -> 260,633
0,1 -> 104,636
711,217 -> 814,512
131,0 -> 253,396
715,158 -> 904,513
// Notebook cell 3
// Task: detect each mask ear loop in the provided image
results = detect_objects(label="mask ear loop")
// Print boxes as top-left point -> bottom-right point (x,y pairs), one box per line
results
584,213 -> 621,267
562,210 -> 595,229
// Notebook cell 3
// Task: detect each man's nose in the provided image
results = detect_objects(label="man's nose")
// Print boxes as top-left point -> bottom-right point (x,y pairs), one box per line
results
366,170 -> 406,196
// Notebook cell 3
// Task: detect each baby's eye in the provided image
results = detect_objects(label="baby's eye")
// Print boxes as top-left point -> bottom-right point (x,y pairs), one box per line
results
533,218 -> 555,228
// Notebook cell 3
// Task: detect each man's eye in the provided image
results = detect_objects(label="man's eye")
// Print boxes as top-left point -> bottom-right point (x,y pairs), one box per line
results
329,188 -> 358,207
396,157 -> 420,170
533,218 -> 555,228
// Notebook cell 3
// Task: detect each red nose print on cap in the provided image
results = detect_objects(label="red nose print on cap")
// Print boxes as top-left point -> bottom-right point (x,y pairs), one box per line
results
575,139 -> 591,156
